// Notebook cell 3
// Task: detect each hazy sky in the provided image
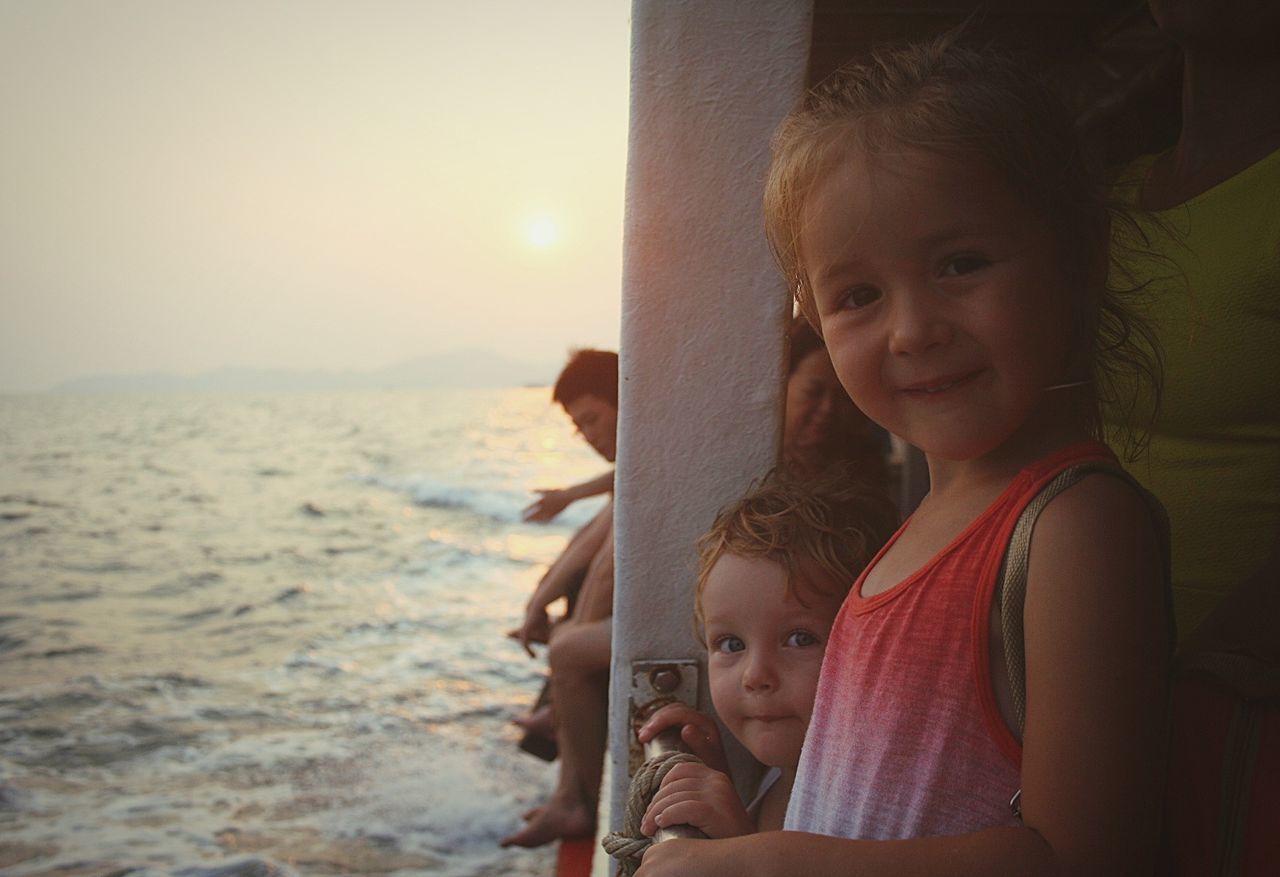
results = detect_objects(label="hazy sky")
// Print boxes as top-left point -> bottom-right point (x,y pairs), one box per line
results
0,1 -> 630,393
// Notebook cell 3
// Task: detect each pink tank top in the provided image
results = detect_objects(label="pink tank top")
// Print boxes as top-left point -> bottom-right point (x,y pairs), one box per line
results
785,441 -> 1117,839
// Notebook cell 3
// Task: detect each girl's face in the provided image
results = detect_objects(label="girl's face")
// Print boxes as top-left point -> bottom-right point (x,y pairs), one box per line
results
701,553 -> 841,771
799,147 -> 1079,465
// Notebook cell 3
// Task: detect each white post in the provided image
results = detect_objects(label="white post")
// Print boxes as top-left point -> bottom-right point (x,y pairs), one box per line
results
603,0 -> 813,867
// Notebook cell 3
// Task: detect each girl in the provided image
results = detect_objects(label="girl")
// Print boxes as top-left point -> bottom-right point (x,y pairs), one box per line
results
636,35 -> 1171,877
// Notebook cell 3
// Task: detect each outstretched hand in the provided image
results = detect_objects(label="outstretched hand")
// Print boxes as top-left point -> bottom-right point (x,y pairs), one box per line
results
522,488 -> 573,523
637,702 -> 730,774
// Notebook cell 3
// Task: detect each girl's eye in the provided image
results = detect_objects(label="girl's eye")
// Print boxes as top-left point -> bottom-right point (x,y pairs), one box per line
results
714,635 -> 745,654
942,254 -> 990,277
786,630 -> 819,647
839,285 -> 881,310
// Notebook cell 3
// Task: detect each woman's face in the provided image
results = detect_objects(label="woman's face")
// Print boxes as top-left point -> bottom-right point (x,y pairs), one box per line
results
783,348 -> 847,465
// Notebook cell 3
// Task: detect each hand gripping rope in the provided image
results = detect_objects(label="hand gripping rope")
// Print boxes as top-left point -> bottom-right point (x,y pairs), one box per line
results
601,748 -> 705,876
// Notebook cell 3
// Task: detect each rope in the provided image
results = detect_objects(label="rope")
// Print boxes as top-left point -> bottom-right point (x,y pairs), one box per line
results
601,749 -> 703,876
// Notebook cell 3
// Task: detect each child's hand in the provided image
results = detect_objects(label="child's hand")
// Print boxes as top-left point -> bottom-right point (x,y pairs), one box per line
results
636,703 -> 729,773
640,762 -> 755,840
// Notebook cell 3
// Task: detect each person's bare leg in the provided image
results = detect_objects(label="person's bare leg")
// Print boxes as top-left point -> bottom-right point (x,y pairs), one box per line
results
500,617 -> 611,847
513,701 -> 555,737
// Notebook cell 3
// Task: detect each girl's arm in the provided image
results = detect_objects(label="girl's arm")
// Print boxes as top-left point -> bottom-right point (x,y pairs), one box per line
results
638,474 -> 1169,877
1018,473 -> 1169,875
523,469 -> 615,523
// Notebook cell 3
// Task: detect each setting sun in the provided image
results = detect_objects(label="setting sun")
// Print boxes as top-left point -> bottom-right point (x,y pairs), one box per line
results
525,215 -> 560,249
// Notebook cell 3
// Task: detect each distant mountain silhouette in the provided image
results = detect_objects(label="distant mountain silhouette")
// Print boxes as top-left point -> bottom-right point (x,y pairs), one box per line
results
48,349 -> 558,393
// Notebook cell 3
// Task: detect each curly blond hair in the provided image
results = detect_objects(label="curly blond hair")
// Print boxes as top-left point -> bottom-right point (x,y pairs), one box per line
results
693,466 -> 898,635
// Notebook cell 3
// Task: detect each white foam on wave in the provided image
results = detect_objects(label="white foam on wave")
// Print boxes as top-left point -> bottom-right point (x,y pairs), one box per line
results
310,727 -> 557,876
356,471 -> 607,530
354,472 -> 527,523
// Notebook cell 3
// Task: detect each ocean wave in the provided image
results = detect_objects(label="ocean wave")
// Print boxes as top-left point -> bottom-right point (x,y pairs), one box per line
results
356,473 -> 524,523
175,858 -> 298,877
143,571 -> 225,597
12,719 -> 200,769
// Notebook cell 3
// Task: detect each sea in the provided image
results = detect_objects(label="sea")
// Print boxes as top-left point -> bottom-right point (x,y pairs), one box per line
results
0,388 -> 613,877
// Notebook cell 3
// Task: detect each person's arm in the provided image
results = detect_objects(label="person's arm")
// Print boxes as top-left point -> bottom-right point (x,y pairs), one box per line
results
509,500 -> 613,656
523,469 -> 615,523
637,475 -> 1169,877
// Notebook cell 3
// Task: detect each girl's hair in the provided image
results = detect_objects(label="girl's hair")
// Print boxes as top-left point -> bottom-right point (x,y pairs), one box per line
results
693,466 -> 898,636
763,33 -> 1162,456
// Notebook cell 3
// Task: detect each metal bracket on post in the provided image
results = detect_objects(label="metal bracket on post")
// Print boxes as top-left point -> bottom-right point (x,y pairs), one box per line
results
626,659 -> 703,846
627,659 -> 700,777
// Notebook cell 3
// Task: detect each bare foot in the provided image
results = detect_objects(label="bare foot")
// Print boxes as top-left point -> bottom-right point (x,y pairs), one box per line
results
513,704 -> 555,738
500,797 -> 594,848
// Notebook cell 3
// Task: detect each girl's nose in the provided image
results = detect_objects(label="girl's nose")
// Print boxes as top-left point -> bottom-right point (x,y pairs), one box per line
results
888,291 -> 952,356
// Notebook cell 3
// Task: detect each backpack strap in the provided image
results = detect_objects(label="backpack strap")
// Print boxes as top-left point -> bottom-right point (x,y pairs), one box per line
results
996,461 -> 1173,816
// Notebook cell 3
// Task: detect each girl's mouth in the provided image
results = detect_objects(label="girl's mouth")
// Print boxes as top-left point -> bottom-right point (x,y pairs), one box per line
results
901,369 -> 982,396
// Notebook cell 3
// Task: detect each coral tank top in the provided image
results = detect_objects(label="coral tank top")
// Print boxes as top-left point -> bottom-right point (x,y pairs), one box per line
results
785,441 -> 1117,839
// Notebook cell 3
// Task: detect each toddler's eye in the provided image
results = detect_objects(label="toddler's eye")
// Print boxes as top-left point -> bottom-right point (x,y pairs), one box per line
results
942,254 -> 990,277
839,285 -> 881,310
714,635 -> 745,654
786,630 -> 819,647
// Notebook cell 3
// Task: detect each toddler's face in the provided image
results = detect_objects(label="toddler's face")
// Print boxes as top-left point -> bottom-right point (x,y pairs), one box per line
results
702,553 -> 842,771
798,146 -> 1079,464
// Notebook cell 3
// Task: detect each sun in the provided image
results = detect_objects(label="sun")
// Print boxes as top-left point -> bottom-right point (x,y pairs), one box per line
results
524,215 -> 560,249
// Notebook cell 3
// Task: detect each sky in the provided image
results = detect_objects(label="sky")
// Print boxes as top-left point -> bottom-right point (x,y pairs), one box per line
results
0,1 -> 630,393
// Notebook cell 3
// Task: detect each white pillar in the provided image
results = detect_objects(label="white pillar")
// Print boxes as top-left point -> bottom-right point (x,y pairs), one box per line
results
604,0 -> 813,862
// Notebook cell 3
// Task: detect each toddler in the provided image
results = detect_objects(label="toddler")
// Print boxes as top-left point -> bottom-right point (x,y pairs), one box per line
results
637,468 -> 896,836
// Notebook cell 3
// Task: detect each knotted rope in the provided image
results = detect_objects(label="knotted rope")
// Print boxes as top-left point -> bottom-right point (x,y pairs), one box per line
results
600,749 -> 703,876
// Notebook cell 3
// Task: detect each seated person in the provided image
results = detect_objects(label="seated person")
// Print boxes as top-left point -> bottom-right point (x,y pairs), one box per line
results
636,467 -> 896,836
503,348 -> 620,848
510,348 -> 620,653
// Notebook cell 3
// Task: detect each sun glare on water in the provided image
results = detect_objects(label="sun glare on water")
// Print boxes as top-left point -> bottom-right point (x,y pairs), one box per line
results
524,215 -> 560,249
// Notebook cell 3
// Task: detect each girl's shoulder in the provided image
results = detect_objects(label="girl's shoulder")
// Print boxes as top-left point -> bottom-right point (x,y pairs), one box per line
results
1036,471 -> 1162,556
1027,469 -> 1169,625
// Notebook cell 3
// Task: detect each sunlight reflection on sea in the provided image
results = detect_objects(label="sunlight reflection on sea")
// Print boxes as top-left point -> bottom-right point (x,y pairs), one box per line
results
0,388 -> 608,877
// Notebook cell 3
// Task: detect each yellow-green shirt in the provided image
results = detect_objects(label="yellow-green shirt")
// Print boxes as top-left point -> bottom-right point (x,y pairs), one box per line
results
1109,149 -> 1280,643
